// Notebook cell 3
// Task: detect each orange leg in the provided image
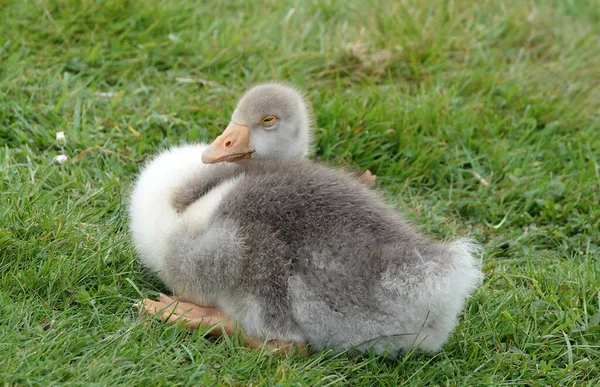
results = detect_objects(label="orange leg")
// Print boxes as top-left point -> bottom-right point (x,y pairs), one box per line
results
137,294 -> 308,356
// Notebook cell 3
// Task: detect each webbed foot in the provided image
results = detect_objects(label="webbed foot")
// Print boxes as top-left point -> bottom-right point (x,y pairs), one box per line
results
137,294 -> 307,356
360,169 -> 377,185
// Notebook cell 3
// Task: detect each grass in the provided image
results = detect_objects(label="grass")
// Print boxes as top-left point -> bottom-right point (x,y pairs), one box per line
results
1,0 -> 599,384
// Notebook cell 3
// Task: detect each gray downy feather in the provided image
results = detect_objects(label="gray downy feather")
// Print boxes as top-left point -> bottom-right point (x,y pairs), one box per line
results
165,159 -> 483,356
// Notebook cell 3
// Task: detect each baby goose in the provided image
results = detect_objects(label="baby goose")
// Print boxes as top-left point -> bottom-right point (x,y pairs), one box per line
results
131,83 -> 481,356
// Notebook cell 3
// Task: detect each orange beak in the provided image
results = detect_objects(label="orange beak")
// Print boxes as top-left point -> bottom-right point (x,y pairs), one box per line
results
201,122 -> 255,164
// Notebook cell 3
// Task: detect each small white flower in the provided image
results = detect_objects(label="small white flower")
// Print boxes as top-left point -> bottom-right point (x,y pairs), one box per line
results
168,33 -> 181,43
95,91 -> 118,99
56,132 -> 66,141
55,154 -> 68,164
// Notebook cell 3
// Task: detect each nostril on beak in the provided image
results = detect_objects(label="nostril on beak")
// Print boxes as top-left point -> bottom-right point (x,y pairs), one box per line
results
225,140 -> 232,148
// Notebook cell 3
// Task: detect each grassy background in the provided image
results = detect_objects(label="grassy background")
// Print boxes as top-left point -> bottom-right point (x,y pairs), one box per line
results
1,0 -> 599,384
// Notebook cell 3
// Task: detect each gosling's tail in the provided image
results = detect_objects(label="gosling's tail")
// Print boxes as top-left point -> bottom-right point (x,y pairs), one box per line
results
445,237 -> 484,302
420,237 -> 483,352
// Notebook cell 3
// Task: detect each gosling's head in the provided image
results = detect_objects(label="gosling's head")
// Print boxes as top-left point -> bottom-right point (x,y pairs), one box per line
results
201,82 -> 312,164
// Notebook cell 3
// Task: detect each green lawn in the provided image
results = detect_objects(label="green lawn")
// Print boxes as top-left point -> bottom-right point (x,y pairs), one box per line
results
1,0 -> 599,385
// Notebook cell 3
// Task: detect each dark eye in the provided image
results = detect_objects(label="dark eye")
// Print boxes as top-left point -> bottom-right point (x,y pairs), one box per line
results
261,115 -> 277,125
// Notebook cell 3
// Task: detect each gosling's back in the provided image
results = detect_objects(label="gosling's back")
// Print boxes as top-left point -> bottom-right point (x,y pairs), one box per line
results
207,161 -> 482,355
